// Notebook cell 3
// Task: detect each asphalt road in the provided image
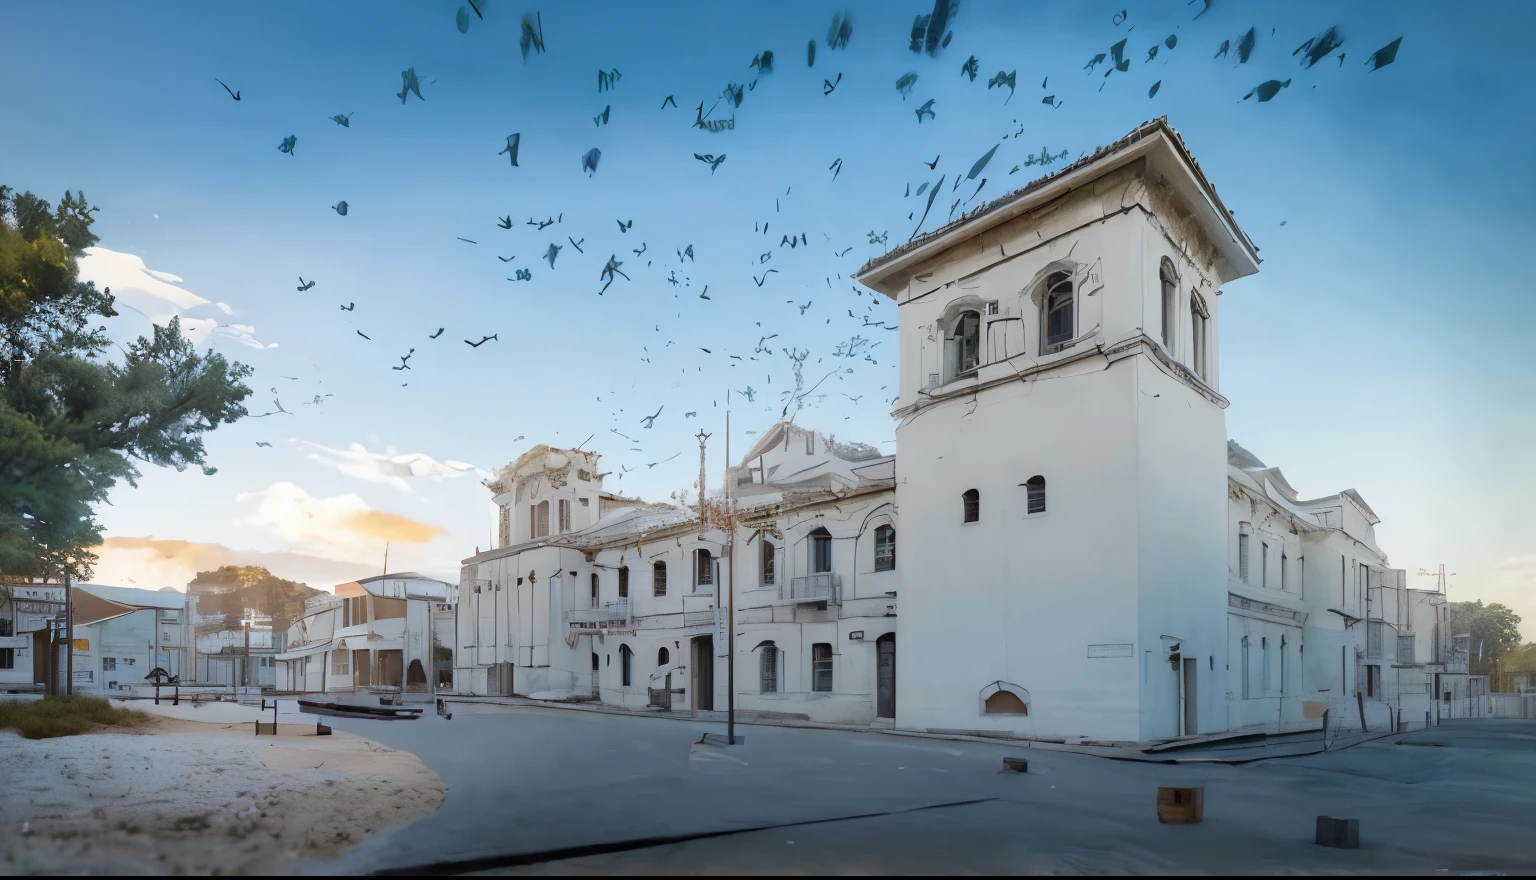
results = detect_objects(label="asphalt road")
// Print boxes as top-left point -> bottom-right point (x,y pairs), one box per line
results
302,707 -> 1536,875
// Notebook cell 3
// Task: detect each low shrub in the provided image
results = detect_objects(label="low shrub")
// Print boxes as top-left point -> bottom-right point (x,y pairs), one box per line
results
0,695 -> 154,739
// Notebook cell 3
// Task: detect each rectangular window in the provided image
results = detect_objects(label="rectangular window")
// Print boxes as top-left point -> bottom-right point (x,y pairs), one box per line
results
1190,290 -> 1209,380
874,527 -> 895,572
618,566 -> 629,598
812,643 -> 833,692
805,432 -> 814,454
1360,563 -> 1369,616
1261,638 -> 1270,693
1397,634 -> 1416,664
558,499 -> 571,533
1280,639 -> 1288,695
1161,274 -> 1176,350
0,648 -> 13,670
1261,543 -> 1269,588
1240,638 -> 1250,699
760,645 -> 779,694
332,652 -> 349,676
695,550 -> 714,588
498,505 -> 511,547
761,542 -> 776,586
653,562 -> 667,597
1238,533 -> 1249,581
349,596 -> 369,626
812,533 -> 833,574
103,657 -> 117,671
530,505 -> 538,541
1281,553 -> 1289,591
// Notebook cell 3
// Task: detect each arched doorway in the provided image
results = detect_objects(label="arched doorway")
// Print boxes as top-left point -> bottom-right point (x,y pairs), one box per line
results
406,659 -> 427,691
691,635 -> 714,711
876,633 -> 896,719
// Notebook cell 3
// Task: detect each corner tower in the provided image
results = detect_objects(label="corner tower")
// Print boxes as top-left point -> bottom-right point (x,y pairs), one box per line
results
855,119 -> 1260,742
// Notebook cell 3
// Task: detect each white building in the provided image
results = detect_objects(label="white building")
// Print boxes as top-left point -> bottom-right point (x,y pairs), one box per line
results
274,573 -> 455,697
195,611 -> 279,688
451,118 -> 1463,743
67,584 -> 196,693
1,581 -> 66,691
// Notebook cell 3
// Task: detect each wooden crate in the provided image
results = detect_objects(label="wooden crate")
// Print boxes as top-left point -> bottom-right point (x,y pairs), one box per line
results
1156,787 -> 1204,824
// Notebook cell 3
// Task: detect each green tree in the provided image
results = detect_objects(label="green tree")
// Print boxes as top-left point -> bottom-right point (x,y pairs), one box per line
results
1449,600 -> 1523,676
187,565 -> 320,635
0,186 -> 253,579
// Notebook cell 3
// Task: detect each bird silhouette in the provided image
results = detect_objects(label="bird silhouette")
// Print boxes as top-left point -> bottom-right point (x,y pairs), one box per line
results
465,335 -> 498,348
297,277 -> 315,292
497,216 -> 513,229
329,112 -> 353,127
340,302 -> 355,311
429,328 -> 445,339
640,405 -> 664,429
356,330 -> 370,340
215,78 -> 241,101
497,255 -> 515,262
255,441 -> 272,447
924,154 -> 940,170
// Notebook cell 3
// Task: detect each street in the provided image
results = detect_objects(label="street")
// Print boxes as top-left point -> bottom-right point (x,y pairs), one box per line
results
302,707 -> 1536,875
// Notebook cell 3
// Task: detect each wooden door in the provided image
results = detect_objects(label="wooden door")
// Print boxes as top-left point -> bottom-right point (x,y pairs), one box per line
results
692,636 -> 714,711
876,634 -> 896,718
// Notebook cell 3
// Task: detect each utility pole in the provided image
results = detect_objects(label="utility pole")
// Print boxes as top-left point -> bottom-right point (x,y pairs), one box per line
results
725,399 -> 738,745
64,571 -> 73,697
383,541 -> 391,577
1417,564 -> 1456,595
695,430 -> 711,527
243,613 -> 251,689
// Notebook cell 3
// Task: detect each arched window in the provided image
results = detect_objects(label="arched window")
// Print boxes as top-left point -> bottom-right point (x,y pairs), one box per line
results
590,572 -> 599,608
1159,258 -> 1177,351
962,489 -> 980,524
809,527 -> 833,574
652,561 -> 667,597
985,691 -> 1028,714
1025,476 -> 1046,514
620,645 -> 633,686
695,549 -> 713,589
658,647 -> 670,666
757,642 -> 779,694
1189,289 -> 1209,380
945,309 -> 982,381
760,540 -> 776,586
874,525 -> 896,571
618,565 -> 629,598
1040,271 -> 1075,354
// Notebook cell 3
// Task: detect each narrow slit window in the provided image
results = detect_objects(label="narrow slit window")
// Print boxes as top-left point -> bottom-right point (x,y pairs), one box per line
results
761,540 -> 776,586
558,498 -> 571,533
962,489 -> 980,524
1160,259 -> 1177,351
653,561 -> 667,597
590,573 -> 599,608
695,549 -> 714,589
1025,475 -> 1046,514
1238,532 -> 1250,581
618,566 -> 629,598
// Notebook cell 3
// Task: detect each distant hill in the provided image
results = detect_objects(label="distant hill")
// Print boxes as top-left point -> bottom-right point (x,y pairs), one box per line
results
187,566 -> 321,633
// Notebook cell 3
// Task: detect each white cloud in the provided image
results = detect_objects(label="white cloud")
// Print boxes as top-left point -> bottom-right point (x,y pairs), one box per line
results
296,440 -> 488,492
235,481 -> 449,565
77,246 -> 276,349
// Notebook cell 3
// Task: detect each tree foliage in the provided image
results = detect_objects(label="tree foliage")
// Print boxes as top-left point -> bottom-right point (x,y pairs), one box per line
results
0,186 -> 254,579
187,565 -> 320,634
1449,600 -> 1523,675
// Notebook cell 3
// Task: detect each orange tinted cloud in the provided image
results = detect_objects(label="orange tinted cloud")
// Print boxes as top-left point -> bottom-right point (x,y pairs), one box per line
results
344,509 -> 448,544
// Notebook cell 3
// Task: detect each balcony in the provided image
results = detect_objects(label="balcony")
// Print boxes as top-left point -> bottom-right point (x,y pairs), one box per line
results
565,599 -> 632,631
787,573 -> 841,604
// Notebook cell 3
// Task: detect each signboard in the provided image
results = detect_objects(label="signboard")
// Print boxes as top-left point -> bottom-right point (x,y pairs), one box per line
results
1087,643 -> 1134,658
72,638 -> 90,652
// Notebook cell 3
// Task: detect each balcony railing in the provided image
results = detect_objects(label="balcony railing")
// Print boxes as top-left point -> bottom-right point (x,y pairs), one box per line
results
565,599 -> 632,629
787,573 -> 841,604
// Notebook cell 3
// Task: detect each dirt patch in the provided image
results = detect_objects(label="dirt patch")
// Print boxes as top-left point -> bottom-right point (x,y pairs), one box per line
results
0,715 -> 445,875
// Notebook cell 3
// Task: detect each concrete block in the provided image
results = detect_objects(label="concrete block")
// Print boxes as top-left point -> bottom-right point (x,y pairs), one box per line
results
1156,787 -> 1203,824
1001,757 -> 1029,773
1315,816 -> 1359,849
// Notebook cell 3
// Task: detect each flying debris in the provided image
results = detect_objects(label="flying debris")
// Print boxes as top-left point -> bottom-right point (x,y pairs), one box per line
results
987,69 -> 1016,102
356,330 -> 371,340
823,72 -> 842,95
278,135 -> 297,155
693,153 -> 728,174
598,68 -> 622,92
1042,95 -> 1061,108
750,50 -> 774,73
1243,79 -> 1291,102
807,40 -> 816,67
909,0 -> 956,56
640,405 -> 664,429
458,238 -> 478,245
398,67 -> 425,103
465,335 -> 498,348
519,12 -> 545,60
498,216 -> 513,229
332,201 -> 349,216
617,219 -> 632,232
255,441 -> 272,447
867,230 -> 888,245
581,148 -> 601,175
1293,26 -> 1345,69
961,55 -> 979,81
1148,80 -> 1161,99
967,145 -> 998,180
753,269 -> 778,286
896,72 -> 918,99
340,302 -> 354,311
661,94 -> 677,108
513,268 -> 532,281
826,10 -> 853,50
829,157 -> 843,179
1365,37 -> 1402,71
1190,0 -> 1212,20
915,99 -> 936,123
329,112 -> 353,127
1235,27 -> 1257,64
296,277 -> 316,292
500,133 -> 521,166
598,254 -> 629,294
593,104 -> 611,126
544,242 -> 563,268
215,78 -> 241,101
430,328 -> 445,339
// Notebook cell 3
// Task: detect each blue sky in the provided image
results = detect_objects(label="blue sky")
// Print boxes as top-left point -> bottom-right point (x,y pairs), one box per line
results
4,1 -> 1533,635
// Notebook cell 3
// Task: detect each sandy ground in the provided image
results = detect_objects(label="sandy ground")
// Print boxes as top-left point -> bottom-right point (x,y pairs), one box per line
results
0,700 -> 444,876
